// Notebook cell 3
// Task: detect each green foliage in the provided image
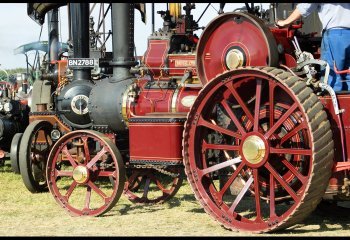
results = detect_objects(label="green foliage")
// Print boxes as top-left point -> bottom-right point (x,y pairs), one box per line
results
0,68 -> 27,82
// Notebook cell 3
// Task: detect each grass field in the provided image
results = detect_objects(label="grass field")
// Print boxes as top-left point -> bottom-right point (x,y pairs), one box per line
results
1,161 -> 350,237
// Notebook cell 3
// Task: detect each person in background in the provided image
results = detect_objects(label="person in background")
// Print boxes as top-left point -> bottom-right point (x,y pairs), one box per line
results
277,3 -> 350,92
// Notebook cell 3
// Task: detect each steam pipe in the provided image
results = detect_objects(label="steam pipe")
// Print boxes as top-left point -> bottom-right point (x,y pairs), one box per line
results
47,8 -> 59,62
110,3 -> 137,82
69,3 -> 91,81
152,3 -> 155,33
67,4 -> 71,44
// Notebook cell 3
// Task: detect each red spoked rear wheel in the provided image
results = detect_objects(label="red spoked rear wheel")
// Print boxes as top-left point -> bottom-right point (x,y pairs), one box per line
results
46,130 -> 125,216
183,67 -> 334,233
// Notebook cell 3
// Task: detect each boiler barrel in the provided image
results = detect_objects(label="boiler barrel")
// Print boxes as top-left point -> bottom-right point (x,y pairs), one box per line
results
88,78 -> 133,132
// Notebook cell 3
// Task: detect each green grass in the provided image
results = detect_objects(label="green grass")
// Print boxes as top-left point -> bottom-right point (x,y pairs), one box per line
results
1,161 -> 350,236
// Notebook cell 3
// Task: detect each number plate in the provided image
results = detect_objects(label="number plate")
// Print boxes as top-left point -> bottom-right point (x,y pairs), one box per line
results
67,58 -> 95,69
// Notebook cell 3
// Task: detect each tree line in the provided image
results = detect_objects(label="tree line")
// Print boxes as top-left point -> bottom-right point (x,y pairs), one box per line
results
0,68 -> 27,84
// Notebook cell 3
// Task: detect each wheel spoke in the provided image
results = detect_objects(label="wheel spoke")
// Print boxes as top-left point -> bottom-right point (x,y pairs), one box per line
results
218,161 -> 245,197
226,82 -> 254,123
86,146 -> 107,169
82,136 -> 91,164
253,79 -> 262,132
62,145 -> 78,168
253,169 -> 262,222
280,123 -> 307,145
269,81 -> 276,129
129,171 -> 144,189
44,132 -> 49,145
198,156 -> 242,177
33,130 -> 39,147
265,162 -> 299,201
229,175 -> 254,214
156,180 -> 167,193
65,181 -> 78,200
84,186 -> 92,210
88,180 -> 108,199
281,158 -> 308,183
142,177 -> 151,198
56,169 -> 73,178
264,103 -> 298,139
44,132 -> 51,153
221,100 -> 246,135
198,116 -> 242,139
270,147 -> 312,156
203,140 -> 240,151
153,176 -> 169,194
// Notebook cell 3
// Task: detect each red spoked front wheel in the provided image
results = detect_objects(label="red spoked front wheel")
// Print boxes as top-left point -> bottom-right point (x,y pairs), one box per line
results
183,67 -> 334,233
46,130 -> 125,216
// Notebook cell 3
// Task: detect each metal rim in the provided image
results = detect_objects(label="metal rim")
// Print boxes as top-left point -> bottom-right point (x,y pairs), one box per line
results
19,120 -> 53,193
123,166 -> 183,204
10,133 -> 23,174
195,12 -> 279,84
182,67 -> 334,232
46,130 -> 125,217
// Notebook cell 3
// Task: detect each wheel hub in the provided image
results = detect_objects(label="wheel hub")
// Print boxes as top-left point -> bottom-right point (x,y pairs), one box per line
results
72,165 -> 89,184
242,135 -> 266,165
225,49 -> 244,70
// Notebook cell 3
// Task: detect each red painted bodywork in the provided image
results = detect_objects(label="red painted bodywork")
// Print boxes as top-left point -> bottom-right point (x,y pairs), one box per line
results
168,54 -> 197,77
319,94 -> 350,192
127,35 -> 200,165
142,38 -> 198,79
143,39 -> 170,77
129,114 -> 186,164
126,79 -> 200,117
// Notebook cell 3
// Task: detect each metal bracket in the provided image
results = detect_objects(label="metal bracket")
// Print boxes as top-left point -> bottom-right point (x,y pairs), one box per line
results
296,59 -> 329,85
179,70 -> 193,86
319,82 -> 342,115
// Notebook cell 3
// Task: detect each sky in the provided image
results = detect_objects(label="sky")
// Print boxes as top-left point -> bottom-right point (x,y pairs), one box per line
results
0,3 -> 269,70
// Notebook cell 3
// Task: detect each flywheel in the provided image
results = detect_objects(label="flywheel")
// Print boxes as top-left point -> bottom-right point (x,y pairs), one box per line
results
182,67 -> 334,233
196,12 -> 279,84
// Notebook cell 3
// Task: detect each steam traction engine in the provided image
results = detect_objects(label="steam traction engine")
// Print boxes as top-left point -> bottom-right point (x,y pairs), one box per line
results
0,79 -> 29,171
18,2 -> 350,233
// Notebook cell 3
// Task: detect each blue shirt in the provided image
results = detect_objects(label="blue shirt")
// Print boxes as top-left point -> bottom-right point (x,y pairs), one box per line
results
297,3 -> 350,30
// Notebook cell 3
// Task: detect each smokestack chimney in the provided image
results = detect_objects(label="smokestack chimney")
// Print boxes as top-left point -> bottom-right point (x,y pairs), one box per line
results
87,3 -> 136,132
69,3 -> 91,81
110,3 -> 137,82
47,8 -> 59,62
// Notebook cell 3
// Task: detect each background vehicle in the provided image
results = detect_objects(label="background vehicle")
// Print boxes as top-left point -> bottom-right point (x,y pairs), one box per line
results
0,72 -> 30,172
